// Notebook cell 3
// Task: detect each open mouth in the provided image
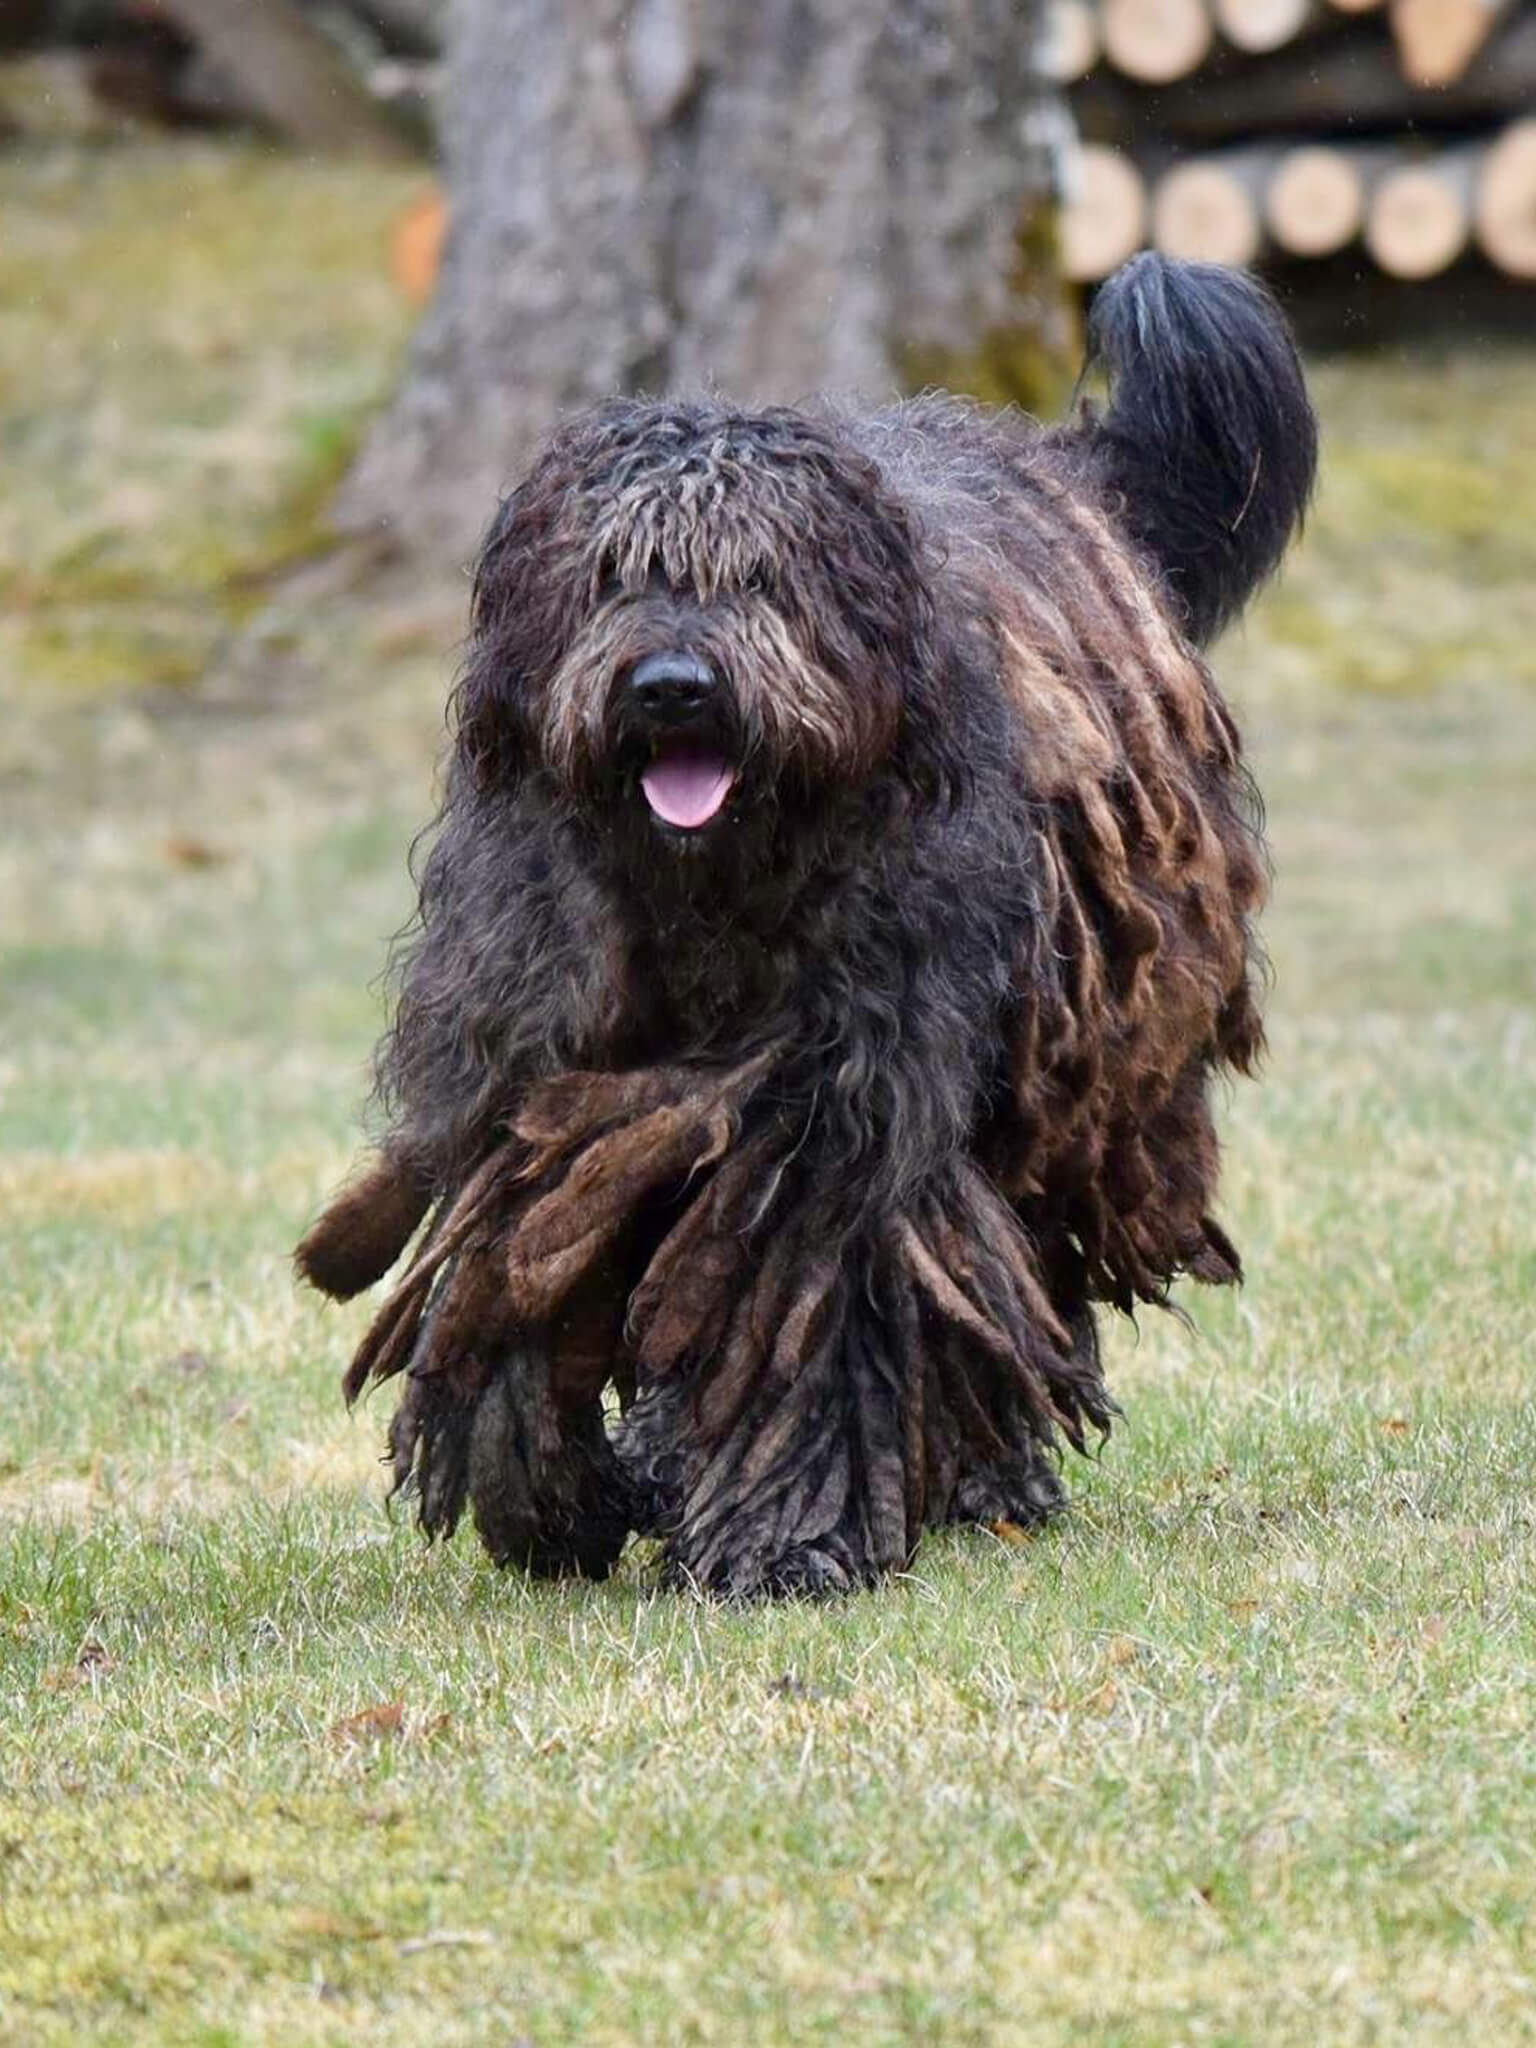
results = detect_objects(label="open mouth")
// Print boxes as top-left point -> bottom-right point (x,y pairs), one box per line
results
640,743 -> 737,831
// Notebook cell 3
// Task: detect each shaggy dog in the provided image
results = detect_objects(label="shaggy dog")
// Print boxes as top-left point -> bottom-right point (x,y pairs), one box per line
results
297,253 -> 1316,1598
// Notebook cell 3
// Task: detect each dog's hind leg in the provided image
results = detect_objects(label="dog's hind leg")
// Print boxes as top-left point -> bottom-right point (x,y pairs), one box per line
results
353,1208 -> 634,1580
659,1374 -> 909,1600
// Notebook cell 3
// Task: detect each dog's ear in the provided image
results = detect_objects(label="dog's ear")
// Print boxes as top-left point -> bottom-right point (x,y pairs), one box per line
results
1077,253 -> 1317,647
453,489 -> 544,789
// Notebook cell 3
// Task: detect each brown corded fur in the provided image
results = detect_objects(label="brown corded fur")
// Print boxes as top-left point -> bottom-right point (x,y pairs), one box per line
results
296,255 -> 1316,1597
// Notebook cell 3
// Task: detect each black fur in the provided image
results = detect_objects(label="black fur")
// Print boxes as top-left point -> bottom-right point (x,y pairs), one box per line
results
297,257 -> 1317,1598
1083,252 -> 1317,645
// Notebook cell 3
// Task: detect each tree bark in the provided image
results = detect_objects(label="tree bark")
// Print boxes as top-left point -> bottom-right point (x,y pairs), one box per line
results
338,0 -> 1069,560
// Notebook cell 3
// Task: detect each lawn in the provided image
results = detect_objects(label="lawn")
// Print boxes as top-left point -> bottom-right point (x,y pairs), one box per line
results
2,142 -> 1534,2048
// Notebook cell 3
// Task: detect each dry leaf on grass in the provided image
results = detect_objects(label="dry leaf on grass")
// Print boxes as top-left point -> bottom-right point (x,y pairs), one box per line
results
328,1702 -> 451,1748
163,835 -> 230,868
330,1700 -> 405,1746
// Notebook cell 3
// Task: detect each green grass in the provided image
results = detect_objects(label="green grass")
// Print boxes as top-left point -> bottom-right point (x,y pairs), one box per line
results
0,141 -> 429,699
3,140 -> 1536,2046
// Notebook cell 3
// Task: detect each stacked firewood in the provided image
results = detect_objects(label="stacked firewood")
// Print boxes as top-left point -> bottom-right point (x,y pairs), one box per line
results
1049,0 -> 1536,283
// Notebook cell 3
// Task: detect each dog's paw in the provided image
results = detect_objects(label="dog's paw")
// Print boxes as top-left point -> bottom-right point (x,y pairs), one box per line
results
949,1453 -> 1068,1531
667,1535 -> 872,1602
466,1369 -> 630,1580
765,1543 -> 869,1600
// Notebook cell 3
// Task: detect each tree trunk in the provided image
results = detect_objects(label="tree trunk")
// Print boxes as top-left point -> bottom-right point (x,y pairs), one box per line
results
338,0 -> 1069,560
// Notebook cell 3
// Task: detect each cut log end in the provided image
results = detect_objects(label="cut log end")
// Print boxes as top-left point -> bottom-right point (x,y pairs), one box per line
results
1266,145 -> 1366,256
1475,119 -> 1536,279
1216,0 -> 1316,54
1391,0 -> 1512,86
1102,0 -> 1214,81
1152,160 -> 1264,267
1039,0 -> 1101,81
1061,144 -> 1149,282
1366,160 -> 1472,278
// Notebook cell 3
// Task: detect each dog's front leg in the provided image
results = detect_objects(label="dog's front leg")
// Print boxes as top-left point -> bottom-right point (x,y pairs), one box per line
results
301,1131 -> 637,1580
621,1048 -> 1110,1598
385,1324 -> 631,1581
621,1228 -> 913,1599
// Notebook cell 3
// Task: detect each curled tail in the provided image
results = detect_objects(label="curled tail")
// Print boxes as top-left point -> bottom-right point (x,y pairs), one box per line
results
1080,253 -> 1318,647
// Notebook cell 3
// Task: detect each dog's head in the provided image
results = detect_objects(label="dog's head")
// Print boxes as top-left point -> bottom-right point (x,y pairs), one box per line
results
452,402 -> 946,855
449,258 -> 1316,871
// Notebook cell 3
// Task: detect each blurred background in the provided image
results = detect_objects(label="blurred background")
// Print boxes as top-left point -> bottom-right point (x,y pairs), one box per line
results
1,0 -> 1532,677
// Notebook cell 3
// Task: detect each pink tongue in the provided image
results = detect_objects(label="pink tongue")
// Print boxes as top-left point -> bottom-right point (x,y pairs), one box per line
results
641,750 -> 735,830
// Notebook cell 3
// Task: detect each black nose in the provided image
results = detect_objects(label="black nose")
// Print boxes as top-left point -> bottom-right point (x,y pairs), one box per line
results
629,650 -> 718,721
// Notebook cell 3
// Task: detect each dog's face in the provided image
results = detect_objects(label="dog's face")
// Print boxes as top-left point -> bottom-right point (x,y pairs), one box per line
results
456,404 -> 941,857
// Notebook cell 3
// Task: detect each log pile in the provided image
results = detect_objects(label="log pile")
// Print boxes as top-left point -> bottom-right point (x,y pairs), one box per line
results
1051,0 -> 1536,284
